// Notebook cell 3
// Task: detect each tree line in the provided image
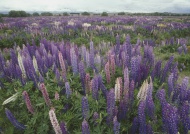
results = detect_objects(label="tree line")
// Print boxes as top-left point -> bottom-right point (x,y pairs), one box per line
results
0,10 -> 189,18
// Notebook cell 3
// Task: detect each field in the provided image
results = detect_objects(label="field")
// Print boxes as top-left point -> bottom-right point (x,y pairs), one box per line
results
0,16 -> 190,134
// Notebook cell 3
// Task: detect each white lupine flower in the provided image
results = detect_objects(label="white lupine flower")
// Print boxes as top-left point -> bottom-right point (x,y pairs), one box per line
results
68,20 -> 75,26
137,80 -> 149,101
115,78 -> 121,101
18,53 -> 26,78
33,56 -> 38,73
2,92 -> 19,105
82,23 -> 91,28
49,108 -> 62,134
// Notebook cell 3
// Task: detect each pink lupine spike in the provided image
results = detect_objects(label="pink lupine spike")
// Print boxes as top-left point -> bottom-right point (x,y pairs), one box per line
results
22,91 -> 34,114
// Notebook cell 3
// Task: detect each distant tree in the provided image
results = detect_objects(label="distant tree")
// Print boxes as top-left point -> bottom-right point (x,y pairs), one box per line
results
63,12 -> 69,16
118,12 -> 125,15
82,12 -> 90,16
9,10 -> 28,17
101,12 -> 108,16
33,12 -> 40,16
41,12 -> 53,16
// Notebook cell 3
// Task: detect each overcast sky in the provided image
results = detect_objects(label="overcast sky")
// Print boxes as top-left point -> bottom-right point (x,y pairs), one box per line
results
0,0 -> 190,13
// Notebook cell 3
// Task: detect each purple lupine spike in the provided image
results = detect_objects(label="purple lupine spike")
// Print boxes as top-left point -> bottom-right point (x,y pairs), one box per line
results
60,121 -> 68,134
110,55 -> 115,76
22,91 -> 34,114
38,73 -> 44,83
113,116 -> 120,134
179,77 -> 189,104
162,103 -> 178,134
113,106 -> 118,118
85,73 -> 91,94
79,61 -> 86,92
161,56 -> 174,83
168,73 -> 174,97
146,124 -> 153,134
91,76 -> 99,100
130,117 -> 139,134
70,47 -> 78,74
153,60 -> 162,79
130,56 -> 138,82
98,75 -> 107,98
5,108 -> 26,130
82,119 -> 90,134
115,34 -> 120,55
82,96 -> 89,119
65,82 -> 72,98
138,101 -> 146,134
55,68 -> 60,83
129,80 -> 135,105
146,78 -> 155,119
156,89 -> 166,105
179,102 -> 190,134
39,83 -> 52,107
93,112 -> 99,125
105,62 -> 111,84
124,67 -> 129,92
107,89 -> 115,125
89,41 -> 95,69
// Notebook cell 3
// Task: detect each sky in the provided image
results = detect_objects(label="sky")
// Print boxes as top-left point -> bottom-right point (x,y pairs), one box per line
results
0,0 -> 190,13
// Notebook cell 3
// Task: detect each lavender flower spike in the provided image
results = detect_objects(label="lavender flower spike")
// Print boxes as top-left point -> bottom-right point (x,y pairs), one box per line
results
82,119 -> 90,134
5,108 -> 26,130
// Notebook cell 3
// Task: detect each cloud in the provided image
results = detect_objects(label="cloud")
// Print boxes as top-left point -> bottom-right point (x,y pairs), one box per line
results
0,0 -> 189,13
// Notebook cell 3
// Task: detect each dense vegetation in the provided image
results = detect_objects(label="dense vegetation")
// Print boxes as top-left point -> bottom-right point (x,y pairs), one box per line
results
0,15 -> 190,134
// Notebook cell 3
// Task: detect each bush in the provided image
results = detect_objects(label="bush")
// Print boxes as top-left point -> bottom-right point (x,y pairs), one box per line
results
33,12 -> 40,16
118,12 -> 125,15
81,12 -> 90,16
101,12 -> 108,16
9,10 -> 28,17
63,12 -> 69,16
41,12 -> 53,16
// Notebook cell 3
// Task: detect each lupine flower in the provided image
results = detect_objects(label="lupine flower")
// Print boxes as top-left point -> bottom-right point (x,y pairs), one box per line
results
124,67 -> 129,92
115,78 -> 121,101
89,41 -> 95,69
82,119 -> 90,134
110,55 -> 115,76
65,82 -> 72,98
70,47 -> 78,74
93,112 -> 99,125
5,108 -> 26,130
32,56 -> 38,73
39,83 -> 52,106
113,116 -> 120,134
58,52 -> 66,81
146,77 -> 155,119
138,101 -> 146,134
55,91 -> 60,100
98,75 -> 107,97
85,73 -> 91,94
130,117 -> 139,134
60,121 -> 68,134
137,80 -> 148,102
179,102 -> 190,134
49,108 -> 62,134
129,80 -> 135,104
91,76 -> 99,100
107,89 -> 115,124
168,73 -> 174,97
18,52 -> 26,78
105,62 -> 111,83
82,96 -> 89,119
79,61 -> 86,91
22,91 -> 34,114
